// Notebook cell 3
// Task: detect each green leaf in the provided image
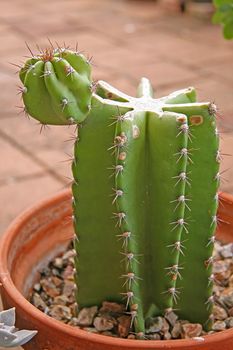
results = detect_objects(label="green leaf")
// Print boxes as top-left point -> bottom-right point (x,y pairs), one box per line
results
212,11 -> 223,24
223,20 -> 233,38
214,0 -> 233,5
212,0 -> 233,40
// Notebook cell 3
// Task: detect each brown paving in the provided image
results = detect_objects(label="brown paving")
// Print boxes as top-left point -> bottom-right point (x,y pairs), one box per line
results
0,1 -> 232,348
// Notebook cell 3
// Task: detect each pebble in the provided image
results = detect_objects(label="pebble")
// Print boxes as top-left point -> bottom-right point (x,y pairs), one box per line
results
213,260 -> 231,282
214,241 -> 222,255
212,321 -> 226,331
83,327 -> 98,333
39,291 -> 49,302
229,275 -> 233,287
220,244 -> 233,259
63,281 -> 75,298
52,268 -> 60,277
127,334 -> 136,339
99,301 -> 125,314
161,318 -> 170,333
51,276 -> 63,287
225,317 -> 233,328
49,305 -> 72,321
33,283 -> 41,292
117,315 -> 131,338
147,333 -> 161,340
213,284 -> 223,296
171,321 -> 182,339
53,295 -> 69,306
163,331 -> 171,340
93,315 -> 116,332
62,250 -> 75,260
41,266 -> 50,276
220,290 -> 233,308
40,278 -> 60,298
228,307 -> 233,316
181,323 -> 202,339
212,305 -> 228,320
62,265 -> 74,280
76,306 -> 98,326
145,316 -> 163,333
101,331 -> 117,337
70,303 -> 78,315
68,317 -> 79,326
54,257 -> 64,269
31,293 -> 47,311
165,310 -> 178,327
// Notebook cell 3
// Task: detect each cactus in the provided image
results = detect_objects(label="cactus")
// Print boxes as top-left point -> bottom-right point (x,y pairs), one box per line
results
19,45 -> 220,338
0,308 -> 37,347
19,46 -> 92,125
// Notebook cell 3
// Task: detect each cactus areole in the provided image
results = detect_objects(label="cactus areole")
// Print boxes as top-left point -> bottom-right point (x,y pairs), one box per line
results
19,46 -> 220,338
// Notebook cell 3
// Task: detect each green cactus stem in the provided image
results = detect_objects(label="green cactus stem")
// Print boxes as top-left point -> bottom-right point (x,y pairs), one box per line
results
163,102 -> 219,326
19,46 -> 220,337
76,90 -> 219,334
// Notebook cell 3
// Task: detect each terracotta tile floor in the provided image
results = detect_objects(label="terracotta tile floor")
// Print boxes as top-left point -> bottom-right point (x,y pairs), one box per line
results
0,0 -> 232,348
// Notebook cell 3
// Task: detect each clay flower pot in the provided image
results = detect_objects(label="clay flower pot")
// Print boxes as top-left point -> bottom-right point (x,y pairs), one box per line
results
0,189 -> 233,350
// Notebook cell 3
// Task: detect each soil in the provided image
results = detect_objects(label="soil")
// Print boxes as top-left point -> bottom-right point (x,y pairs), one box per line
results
29,241 -> 233,340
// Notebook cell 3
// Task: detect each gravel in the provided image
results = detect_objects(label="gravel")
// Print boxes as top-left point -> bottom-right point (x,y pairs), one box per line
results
29,241 -> 233,340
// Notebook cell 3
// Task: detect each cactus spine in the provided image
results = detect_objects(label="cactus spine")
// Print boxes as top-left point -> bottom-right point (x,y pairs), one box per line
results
19,46 -> 220,337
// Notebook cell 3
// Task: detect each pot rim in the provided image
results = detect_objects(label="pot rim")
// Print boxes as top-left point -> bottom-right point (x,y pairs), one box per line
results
0,189 -> 233,349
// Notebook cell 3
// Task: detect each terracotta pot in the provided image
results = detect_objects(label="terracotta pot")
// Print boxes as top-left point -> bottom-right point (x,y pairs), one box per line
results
0,189 -> 233,350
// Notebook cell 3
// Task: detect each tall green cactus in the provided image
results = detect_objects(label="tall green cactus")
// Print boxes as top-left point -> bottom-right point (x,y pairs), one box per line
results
19,46 -> 220,337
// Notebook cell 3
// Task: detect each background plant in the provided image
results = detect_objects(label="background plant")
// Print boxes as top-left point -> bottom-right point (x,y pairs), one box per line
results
0,308 -> 37,347
213,0 -> 233,39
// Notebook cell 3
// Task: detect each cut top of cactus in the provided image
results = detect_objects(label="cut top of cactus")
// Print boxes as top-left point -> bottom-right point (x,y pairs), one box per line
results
93,78 -> 215,121
19,48 -> 92,125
